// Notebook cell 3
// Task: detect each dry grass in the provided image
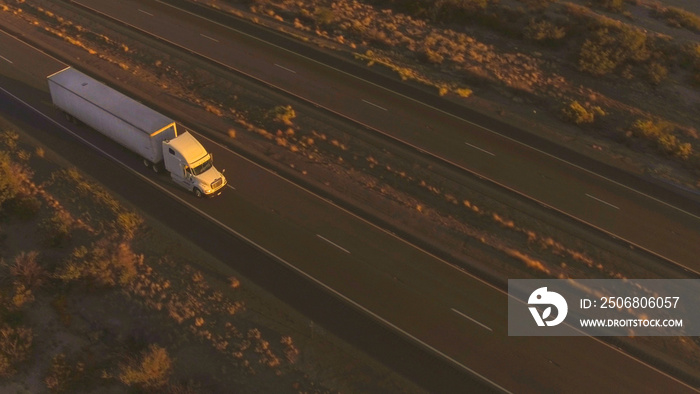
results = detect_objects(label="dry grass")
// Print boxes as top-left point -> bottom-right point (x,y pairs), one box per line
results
118,345 -> 172,389
9,251 -> 46,290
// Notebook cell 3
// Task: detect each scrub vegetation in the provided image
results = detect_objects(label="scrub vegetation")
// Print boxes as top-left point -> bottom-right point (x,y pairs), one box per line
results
1,0 -> 700,386
198,0 -> 700,185
0,121 -> 418,392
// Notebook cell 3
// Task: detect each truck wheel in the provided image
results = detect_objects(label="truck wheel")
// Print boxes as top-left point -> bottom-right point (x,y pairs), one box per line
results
193,188 -> 203,198
63,112 -> 74,123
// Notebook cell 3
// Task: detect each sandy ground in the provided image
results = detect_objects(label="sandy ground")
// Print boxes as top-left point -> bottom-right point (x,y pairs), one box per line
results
0,114 -> 425,392
0,0 -> 699,389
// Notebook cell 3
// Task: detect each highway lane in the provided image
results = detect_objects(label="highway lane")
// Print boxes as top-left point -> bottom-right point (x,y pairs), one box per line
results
66,0 -> 700,271
1,29 -> 697,393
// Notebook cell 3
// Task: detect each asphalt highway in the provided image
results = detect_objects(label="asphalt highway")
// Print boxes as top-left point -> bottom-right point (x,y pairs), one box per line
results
0,28 -> 696,393
65,0 -> 700,272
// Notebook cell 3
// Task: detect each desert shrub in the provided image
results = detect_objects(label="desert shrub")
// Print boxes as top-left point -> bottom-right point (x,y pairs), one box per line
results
456,87 -> 472,97
113,242 -> 142,285
54,168 -> 126,221
379,0 -> 489,23
11,284 -> 34,309
633,118 -> 674,139
55,240 -> 141,287
420,47 -> 444,64
562,101 -> 595,124
115,212 -> 143,240
428,0 -> 489,23
524,18 -> 566,42
119,344 -> 172,389
646,62 -> 668,85
268,105 -> 296,126
578,25 -> 649,76
55,244 -> 112,286
676,142 -> 694,160
7,195 -> 41,220
45,353 -> 85,393
40,210 -> 72,247
0,325 -> 33,377
0,151 -> 23,210
0,131 -> 18,152
592,0 -> 625,13
313,6 -> 336,26
50,295 -> 71,327
654,6 -> 700,33
517,0 -> 557,11
10,251 -> 46,290
686,43 -> 700,85
632,119 -> 693,159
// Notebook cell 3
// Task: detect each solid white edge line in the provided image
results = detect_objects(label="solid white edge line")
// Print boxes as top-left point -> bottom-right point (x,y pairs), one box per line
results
452,308 -> 493,332
586,193 -> 620,210
190,114 -> 700,394
0,55 -> 12,64
153,0 -> 700,224
464,141 -> 495,157
9,13 -> 698,392
0,85 -> 514,394
316,234 -> 351,254
90,0 -> 695,271
137,9 -> 154,16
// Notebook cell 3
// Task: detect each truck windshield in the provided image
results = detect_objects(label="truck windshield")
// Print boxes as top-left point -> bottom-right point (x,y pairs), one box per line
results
190,155 -> 213,176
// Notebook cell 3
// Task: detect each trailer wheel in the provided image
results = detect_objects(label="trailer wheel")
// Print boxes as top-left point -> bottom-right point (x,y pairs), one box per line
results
151,163 -> 159,173
143,159 -> 150,168
63,112 -> 74,123
193,188 -> 203,198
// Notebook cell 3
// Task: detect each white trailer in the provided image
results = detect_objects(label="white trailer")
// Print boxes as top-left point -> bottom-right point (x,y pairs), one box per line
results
47,67 -> 226,197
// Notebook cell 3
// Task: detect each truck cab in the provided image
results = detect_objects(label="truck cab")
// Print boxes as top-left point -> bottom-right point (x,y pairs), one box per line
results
163,132 -> 227,197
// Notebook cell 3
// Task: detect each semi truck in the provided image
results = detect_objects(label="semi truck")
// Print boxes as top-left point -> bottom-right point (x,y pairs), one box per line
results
47,67 -> 226,197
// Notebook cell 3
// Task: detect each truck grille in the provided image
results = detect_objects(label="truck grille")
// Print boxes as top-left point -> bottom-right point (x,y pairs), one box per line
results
211,178 -> 223,189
